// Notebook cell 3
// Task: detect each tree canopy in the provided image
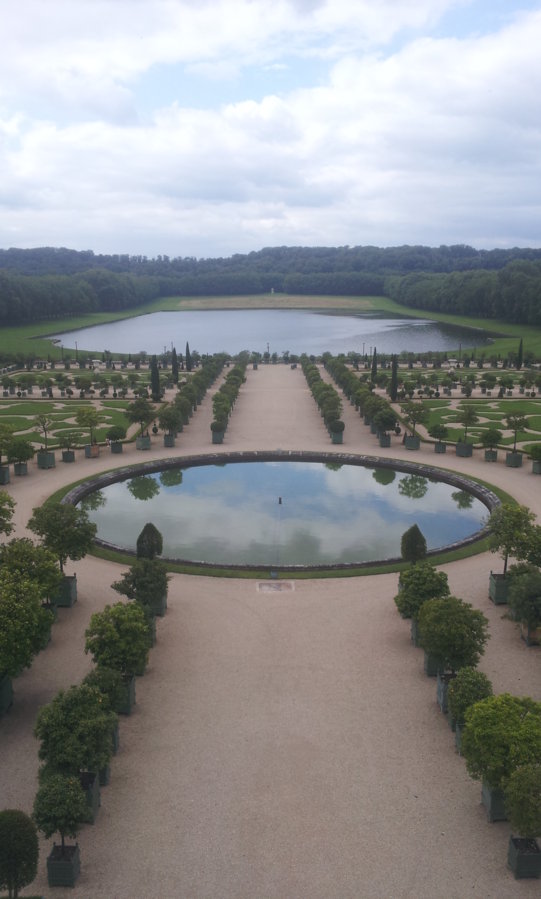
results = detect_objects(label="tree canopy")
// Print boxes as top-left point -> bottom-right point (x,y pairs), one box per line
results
27,502 -> 97,572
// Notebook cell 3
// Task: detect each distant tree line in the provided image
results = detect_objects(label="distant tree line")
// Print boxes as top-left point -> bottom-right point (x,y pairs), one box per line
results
1,244 -> 541,326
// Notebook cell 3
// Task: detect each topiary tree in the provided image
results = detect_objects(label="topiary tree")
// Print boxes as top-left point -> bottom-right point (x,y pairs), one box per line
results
136,523 -> 163,559
462,694 -> 541,795
27,502 -> 97,573
505,763 -> 541,839
0,570 -> 53,680
508,565 -> 541,644
456,405 -> 479,442
480,427 -> 502,451
447,666 -> 493,726
417,596 -> 489,675
106,425 -> 126,443
84,601 -> 152,678
75,406 -> 100,445
488,503 -> 536,575
127,396 -> 154,436
505,414 -> 528,453
6,437 -> 35,467
394,560 -> 450,619
112,557 -> 169,606
34,683 -> 117,777
0,490 -> 15,539
33,773 -> 87,858
401,523 -> 427,563
0,808 -> 39,899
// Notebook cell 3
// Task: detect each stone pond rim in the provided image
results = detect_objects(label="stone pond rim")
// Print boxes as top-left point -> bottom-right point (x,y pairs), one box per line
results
61,450 -> 501,574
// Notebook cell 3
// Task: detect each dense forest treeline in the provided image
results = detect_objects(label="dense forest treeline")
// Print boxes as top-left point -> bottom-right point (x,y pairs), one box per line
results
0,244 -> 540,326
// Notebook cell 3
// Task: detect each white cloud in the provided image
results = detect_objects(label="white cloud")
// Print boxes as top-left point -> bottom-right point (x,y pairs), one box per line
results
0,2 -> 540,255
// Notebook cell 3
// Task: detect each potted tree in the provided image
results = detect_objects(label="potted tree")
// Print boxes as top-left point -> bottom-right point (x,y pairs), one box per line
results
508,565 -> 541,646
36,414 -> 56,468
0,536 -> 63,642
328,418 -> 345,444
27,501 -> 97,606
0,569 -> 53,716
128,397 -> 154,449
112,556 -> 170,618
58,431 -> 79,462
33,773 -> 87,887
75,406 -> 101,457
461,693 -> 541,822
7,436 -> 35,476
210,418 -> 226,444
505,414 -> 527,467
447,666 -> 493,749
530,444 -> 541,475
455,405 -> 479,456
34,683 -> 117,820
0,808 -> 39,899
487,503 -> 536,604
428,423 -> 448,454
84,602 -> 153,711
394,560 -> 450,646
0,423 -> 15,484
400,400 -> 428,449
417,596 -> 489,697
373,407 -> 397,447
106,424 -> 127,453
82,667 -> 125,750
505,764 -> 541,878
158,405 -> 183,447
480,426 -> 502,462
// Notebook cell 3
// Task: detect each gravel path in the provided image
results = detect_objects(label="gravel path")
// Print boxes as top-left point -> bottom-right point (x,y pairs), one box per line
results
1,364 -> 540,898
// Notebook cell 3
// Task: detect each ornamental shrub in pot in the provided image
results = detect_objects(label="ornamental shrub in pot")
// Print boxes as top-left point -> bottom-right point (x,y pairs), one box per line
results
394,561 -> 450,646
33,773 -> 87,887
487,503 -> 536,604
507,564 -> 541,646
447,666 -> 493,749
505,764 -> 541,878
417,596 -> 489,697
461,693 -> 541,822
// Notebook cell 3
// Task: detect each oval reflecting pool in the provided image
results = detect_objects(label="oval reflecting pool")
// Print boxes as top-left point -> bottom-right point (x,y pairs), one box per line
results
81,460 -> 488,567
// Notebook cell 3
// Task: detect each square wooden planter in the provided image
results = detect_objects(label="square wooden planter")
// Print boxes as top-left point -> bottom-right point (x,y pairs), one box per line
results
508,836 -> 541,879
0,465 -> 10,485
163,433 -> 175,447
136,435 -> 152,450
456,442 -> 473,457
404,435 -> 420,450
61,449 -> 75,463
481,780 -> 507,822
116,675 -> 136,715
489,571 -> 508,605
53,574 -> 78,607
379,434 -> 391,447
436,672 -> 456,714
484,449 -> 498,462
212,431 -> 224,444
80,771 -> 100,823
423,651 -> 441,677
110,441 -> 123,454
14,462 -> 28,476
331,431 -> 343,444
434,442 -> 447,454
47,843 -> 81,887
37,450 -> 56,469
85,444 -> 100,458
506,452 -> 523,468
532,460 -> 541,474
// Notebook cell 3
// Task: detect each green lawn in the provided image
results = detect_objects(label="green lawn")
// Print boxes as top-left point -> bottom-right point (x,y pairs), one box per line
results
423,397 -> 541,449
0,398 -> 131,447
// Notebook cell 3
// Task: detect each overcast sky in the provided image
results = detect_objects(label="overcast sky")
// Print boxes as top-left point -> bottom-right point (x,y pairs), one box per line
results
1,0 -> 540,259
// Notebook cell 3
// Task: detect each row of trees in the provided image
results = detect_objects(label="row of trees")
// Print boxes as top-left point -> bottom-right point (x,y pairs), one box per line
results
301,358 -> 345,442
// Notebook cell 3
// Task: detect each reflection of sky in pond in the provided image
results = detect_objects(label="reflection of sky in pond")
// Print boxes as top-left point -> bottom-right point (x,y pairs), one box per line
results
84,462 -> 487,566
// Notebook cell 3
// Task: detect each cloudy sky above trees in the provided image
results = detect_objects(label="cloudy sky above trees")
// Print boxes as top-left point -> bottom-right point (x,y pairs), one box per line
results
1,0 -> 540,259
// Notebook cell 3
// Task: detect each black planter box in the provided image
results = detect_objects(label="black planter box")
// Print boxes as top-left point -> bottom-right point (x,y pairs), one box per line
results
508,835 -> 541,879
47,843 -> 81,887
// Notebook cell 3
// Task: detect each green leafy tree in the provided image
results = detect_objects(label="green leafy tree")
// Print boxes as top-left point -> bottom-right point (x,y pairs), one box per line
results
112,557 -> 169,605
0,538 -> 62,600
456,404 -> 479,442
36,414 -> 53,450
480,427 -> 502,450
394,561 -> 450,619
461,694 -> 541,790
85,602 -> 152,677
82,667 -> 128,714
6,437 -> 35,466
127,396 -> 154,435
373,407 -> 397,435
428,423 -> 448,443
34,683 -> 117,777
33,773 -> 87,857
447,667 -> 493,726
0,491 -> 15,538
136,523 -> 163,559
0,809 -> 39,899
400,400 -> 428,437
75,406 -> 100,444
488,503 -> 536,575
418,596 -> 489,674
401,523 -> 427,563
505,764 -> 541,838
508,566 -> 541,641
0,423 -> 15,467
27,502 -> 97,573
505,414 -> 528,452
158,404 -> 183,435
106,425 -> 126,443
0,570 -> 53,679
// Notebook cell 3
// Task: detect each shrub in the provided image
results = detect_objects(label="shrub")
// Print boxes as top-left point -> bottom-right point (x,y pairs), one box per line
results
417,596 -> 489,674
394,561 -> 450,619
447,667 -> 493,725
85,602 -> 152,677
0,809 -> 39,898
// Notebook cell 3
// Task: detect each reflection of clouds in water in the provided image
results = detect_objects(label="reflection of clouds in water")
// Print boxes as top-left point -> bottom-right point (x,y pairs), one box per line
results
88,464 -> 486,565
